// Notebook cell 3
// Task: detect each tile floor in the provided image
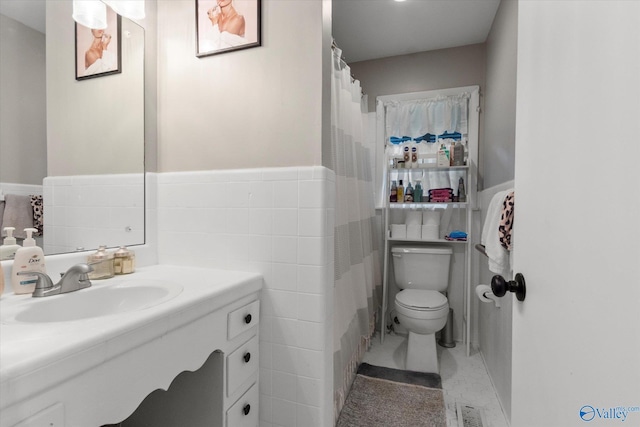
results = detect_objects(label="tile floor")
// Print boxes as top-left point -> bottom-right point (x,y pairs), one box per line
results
362,333 -> 509,427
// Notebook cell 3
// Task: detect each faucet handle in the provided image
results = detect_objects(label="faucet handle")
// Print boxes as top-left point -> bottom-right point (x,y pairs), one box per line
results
16,271 -> 54,291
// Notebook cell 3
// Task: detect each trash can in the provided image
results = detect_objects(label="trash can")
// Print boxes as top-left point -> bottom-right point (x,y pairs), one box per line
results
438,308 -> 455,348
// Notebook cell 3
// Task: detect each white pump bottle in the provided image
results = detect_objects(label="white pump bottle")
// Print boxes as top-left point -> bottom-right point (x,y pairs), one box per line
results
11,228 -> 47,295
1,227 -> 21,260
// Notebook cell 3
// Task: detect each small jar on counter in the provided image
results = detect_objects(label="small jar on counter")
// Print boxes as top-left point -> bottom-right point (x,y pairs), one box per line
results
113,246 -> 136,275
87,245 -> 115,279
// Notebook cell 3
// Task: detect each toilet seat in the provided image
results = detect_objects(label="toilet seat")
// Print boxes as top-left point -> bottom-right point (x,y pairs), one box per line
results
395,290 -> 449,321
396,289 -> 447,311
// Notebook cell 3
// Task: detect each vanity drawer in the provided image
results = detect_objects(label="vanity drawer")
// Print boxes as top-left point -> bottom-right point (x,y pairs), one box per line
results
226,382 -> 258,427
228,300 -> 259,340
227,335 -> 259,397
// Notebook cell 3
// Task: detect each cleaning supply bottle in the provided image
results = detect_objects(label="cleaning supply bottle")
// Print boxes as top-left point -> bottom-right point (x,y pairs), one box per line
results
397,179 -> 404,203
404,181 -> 414,202
0,227 -> 21,260
11,228 -> 46,295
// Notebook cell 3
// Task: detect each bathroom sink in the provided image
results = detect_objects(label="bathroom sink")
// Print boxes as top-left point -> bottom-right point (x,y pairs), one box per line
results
1,280 -> 183,324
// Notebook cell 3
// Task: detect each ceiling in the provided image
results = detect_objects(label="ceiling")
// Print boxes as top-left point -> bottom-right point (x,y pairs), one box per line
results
0,0 -> 46,33
0,0 -> 500,62
332,0 -> 501,63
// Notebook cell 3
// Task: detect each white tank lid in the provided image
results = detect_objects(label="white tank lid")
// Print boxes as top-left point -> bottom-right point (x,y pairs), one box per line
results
391,246 -> 452,255
396,289 -> 448,310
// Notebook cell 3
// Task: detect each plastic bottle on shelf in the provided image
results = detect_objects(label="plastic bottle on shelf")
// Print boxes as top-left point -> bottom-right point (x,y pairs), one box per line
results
458,177 -> 467,203
403,143 -> 411,167
390,181 -> 398,203
397,179 -> 404,202
453,141 -> 464,166
414,180 -> 423,204
404,182 -> 414,202
411,144 -> 418,168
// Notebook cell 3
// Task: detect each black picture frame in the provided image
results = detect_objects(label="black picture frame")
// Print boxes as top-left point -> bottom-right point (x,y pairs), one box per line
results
196,0 -> 262,57
75,10 -> 122,81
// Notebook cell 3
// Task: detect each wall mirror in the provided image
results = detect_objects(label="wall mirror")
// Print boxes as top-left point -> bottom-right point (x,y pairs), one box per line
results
0,0 -> 145,258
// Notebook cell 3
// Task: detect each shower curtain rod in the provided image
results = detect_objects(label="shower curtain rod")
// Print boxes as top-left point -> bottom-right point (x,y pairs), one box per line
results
331,40 -> 362,90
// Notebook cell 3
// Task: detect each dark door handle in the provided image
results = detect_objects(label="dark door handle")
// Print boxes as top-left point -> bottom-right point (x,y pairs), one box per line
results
243,404 -> 251,415
244,314 -> 252,324
491,273 -> 526,301
243,352 -> 251,363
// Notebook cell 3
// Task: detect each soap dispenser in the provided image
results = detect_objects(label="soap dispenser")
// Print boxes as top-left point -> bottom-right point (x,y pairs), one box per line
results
0,227 -> 21,260
87,245 -> 115,280
11,228 -> 46,295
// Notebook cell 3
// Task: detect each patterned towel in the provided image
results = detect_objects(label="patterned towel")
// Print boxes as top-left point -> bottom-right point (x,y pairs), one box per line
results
499,191 -> 514,250
30,195 -> 43,237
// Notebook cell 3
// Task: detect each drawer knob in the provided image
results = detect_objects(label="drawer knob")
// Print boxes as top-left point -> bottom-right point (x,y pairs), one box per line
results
243,352 -> 251,363
243,404 -> 251,416
244,314 -> 252,324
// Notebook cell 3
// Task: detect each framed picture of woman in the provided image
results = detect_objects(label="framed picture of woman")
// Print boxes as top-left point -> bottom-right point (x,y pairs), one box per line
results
196,0 -> 261,57
75,8 -> 121,80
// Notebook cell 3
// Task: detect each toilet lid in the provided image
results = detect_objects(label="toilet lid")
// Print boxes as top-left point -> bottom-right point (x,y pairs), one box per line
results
396,290 -> 447,310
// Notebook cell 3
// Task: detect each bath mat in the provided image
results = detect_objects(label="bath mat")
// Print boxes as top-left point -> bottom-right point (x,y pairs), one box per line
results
336,363 -> 446,427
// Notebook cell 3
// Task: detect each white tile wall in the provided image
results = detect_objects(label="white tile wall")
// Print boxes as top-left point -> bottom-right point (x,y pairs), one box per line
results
42,174 -> 145,254
156,166 -> 335,427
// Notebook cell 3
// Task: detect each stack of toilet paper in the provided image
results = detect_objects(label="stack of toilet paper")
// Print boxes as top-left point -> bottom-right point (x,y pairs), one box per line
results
422,209 -> 441,240
390,209 -> 441,240
406,211 -> 422,240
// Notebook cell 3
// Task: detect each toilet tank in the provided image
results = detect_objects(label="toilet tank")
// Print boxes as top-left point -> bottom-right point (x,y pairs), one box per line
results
391,246 -> 452,291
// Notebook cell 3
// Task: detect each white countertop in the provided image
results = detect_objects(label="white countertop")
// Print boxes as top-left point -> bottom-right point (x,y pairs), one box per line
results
0,264 -> 262,414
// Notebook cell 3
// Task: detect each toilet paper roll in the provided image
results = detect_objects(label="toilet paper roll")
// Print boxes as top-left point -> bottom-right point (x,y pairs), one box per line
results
405,210 -> 422,226
423,209 -> 441,226
421,224 -> 439,240
407,224 -> 421,240
391,224 -> 407,239
475,284 -> 501,308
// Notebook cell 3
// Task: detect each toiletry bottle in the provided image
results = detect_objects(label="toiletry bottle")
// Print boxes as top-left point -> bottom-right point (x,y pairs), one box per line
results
403,143 -> 410,164
411,145 -> 418,168
390,181 -> 398,203
87,245 -> 115,279
113,246 -> 136,275
453,141 -> 464,166
397,179 -> 404,202
404,182 -> 414,202
414,180 -> 423,204
11,228 -> 46,295
458,177 -> 467,203
1,227 -> 21,260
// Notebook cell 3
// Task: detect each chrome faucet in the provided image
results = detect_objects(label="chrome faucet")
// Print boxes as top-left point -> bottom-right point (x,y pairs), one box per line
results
17,263 -> 93,297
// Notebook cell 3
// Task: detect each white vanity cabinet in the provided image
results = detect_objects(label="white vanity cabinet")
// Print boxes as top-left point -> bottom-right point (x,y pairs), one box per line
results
0,266 -> 262,427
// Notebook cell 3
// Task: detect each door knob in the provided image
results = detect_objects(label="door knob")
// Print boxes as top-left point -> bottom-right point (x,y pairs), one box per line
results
491,273 -> 526,301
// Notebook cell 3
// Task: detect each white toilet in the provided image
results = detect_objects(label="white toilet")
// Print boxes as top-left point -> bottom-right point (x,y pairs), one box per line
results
391,245 -> 452,374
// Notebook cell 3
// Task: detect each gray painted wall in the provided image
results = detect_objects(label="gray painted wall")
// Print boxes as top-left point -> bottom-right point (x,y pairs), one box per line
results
348,44 -> 487,186
349,44 -> 486,114
0,14 -> 47,186
156,0 -> 328,172
482,0 -> 517,190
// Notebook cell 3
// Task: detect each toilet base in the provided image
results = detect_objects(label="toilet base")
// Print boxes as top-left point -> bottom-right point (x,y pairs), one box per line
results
406,331 -> 439,373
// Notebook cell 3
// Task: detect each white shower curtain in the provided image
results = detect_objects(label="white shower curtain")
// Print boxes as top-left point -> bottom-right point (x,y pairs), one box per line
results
330,47 -> 381,420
